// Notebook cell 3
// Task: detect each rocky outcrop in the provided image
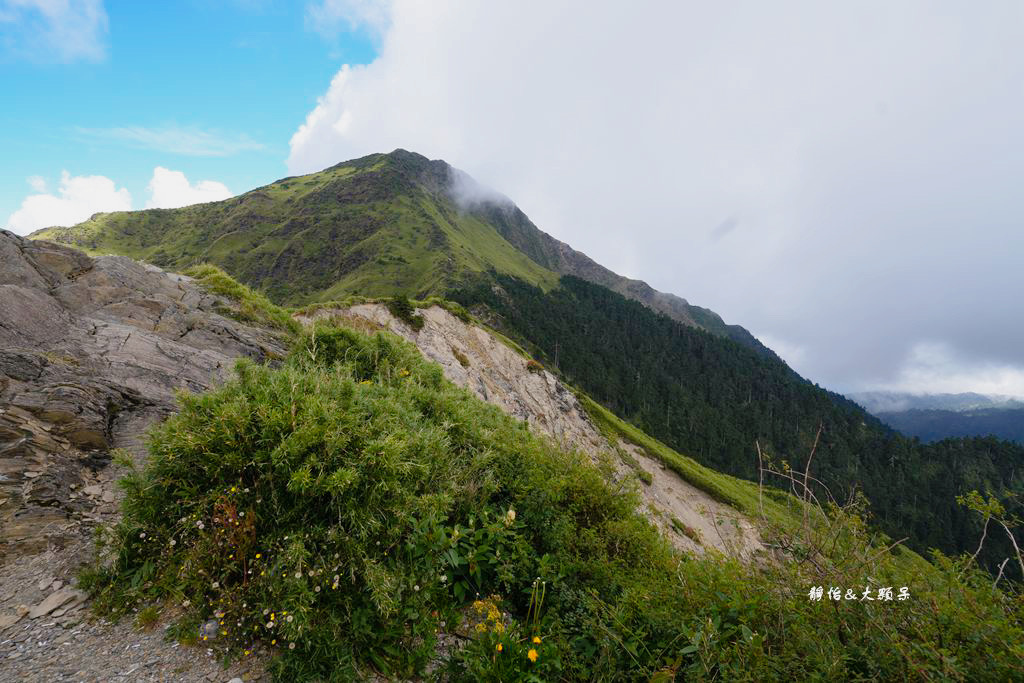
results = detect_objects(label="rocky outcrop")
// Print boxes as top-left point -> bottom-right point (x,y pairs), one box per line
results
299,303 -> 763,559
0,230 -> 288,558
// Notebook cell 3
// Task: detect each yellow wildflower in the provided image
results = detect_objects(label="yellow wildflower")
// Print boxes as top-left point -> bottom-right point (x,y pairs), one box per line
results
532,636 -> 541,644
527,648 -> 538,662
495,643 -> 503,653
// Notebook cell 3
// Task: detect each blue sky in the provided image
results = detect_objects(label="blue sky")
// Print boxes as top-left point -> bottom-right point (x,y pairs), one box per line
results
1,0 -> 377,228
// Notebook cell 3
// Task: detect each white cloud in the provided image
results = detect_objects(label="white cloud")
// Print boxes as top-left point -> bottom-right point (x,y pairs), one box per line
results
75,125 -> 264,157
868,342 -> 1024,399
287,1 -> 1024,395
306,0 -> 391,38
5,170 -> 130,235
0,0 -> 108,62
145,167 -> 233,209
4,167 -> 233,234
755,333 -> 808,374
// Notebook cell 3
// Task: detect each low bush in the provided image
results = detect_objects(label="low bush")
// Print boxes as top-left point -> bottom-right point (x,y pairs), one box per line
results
183,264 -> 300,336
82,322 -> 1024,681
385,296 -> 425,331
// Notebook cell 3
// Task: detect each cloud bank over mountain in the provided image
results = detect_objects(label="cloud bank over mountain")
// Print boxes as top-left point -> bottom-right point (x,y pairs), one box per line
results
288,1 -> 1024,397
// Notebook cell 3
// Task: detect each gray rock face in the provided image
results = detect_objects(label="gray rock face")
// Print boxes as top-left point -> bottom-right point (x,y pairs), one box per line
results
0,230 -> 289,557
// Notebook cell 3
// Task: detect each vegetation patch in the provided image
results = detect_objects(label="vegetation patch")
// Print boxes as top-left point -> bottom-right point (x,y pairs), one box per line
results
80,322 -> 1024,682
183,264 -> 300,336
670,516 -> 702,544
452,347 -> 470,368
385,295 -> 425,331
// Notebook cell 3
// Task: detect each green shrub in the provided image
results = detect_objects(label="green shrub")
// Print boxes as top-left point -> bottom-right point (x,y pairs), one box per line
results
385,295 -> 424,331
83,322 -> 1024,681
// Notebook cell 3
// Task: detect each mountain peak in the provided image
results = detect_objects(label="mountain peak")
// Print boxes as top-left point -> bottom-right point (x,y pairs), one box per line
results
30,151 -> 768,354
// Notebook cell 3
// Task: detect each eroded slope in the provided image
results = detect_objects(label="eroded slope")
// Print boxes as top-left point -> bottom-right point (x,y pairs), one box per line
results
298,303 -> 763,558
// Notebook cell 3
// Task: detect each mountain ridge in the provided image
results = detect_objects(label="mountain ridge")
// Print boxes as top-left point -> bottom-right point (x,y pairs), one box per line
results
31,149 -> 772,355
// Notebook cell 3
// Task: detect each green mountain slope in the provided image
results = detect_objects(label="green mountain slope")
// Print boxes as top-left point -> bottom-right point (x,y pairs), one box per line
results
33,149 -> 768,353
35,151 -> 557,304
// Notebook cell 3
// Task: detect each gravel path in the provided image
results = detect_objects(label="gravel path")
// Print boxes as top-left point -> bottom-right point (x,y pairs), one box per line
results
0,510 -> 270,683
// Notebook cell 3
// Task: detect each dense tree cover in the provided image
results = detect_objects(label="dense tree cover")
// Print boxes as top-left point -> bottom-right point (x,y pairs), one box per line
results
454,275 -> 1024,576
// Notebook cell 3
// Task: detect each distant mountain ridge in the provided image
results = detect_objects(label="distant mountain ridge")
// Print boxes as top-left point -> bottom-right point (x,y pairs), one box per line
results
32,149 -> 771,355
850,390 -> 1024,414
849,391 -> 1024,444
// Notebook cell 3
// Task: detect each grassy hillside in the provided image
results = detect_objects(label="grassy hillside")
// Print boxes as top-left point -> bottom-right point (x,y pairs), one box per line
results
36,151 -> 557,305
82,277 -> 1024,680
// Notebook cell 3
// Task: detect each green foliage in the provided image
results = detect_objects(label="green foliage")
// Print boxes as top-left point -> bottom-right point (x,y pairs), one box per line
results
82,321 -> 1024,681
525,359 -> 543,374
454,274 -> 1024,577
183,264 -> 300,336
445,591 -> 562,681
384,295 -> 424,331
135,605 -> 161,631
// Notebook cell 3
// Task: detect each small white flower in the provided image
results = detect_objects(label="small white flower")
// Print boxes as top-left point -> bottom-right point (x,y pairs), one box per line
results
413,584 -> 420,592
139,532 -> 146,539
286,615 -> 293,623
288,642 -> 295,650
211,582 -> 219,589
169,539 -> 177,546
314,586 -> 321,593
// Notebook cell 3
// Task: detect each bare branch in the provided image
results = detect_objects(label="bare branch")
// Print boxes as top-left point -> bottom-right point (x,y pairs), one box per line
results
993,558 -> 1009,589
996,519 -> 1024,579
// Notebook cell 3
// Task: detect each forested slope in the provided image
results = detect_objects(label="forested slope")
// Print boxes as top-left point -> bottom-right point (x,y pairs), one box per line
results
454,274 -> 1024,575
